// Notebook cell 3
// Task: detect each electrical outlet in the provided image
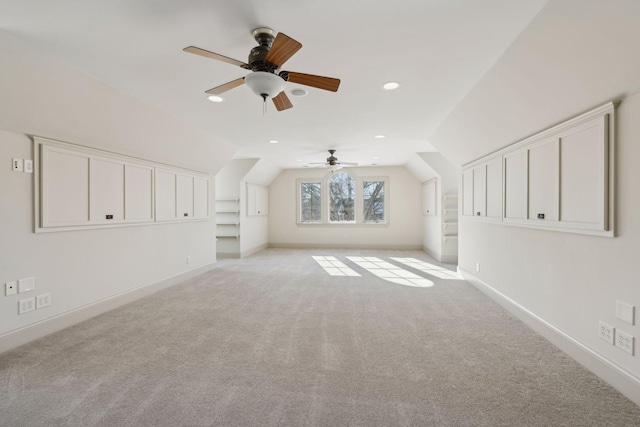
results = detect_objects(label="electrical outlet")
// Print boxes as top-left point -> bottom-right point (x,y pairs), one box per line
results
616,300 -> 635,325
615,329 -> 634,355
599,321 -> 615,344
36,293 -> 51,309
18,297 -> 35,314
12,158 -> 23,172
476,263 -> 480,272
24,159 -> 33,173
5,281 -> 17,296
186,256 -> 191,264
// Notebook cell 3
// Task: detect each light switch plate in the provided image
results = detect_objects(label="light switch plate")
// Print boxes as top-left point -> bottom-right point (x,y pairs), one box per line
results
18,277 -> 35,293
616,300 -> 635,325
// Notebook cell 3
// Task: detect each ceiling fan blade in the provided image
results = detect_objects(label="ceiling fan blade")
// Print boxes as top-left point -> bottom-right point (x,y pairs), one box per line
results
286,72 -> 341,92
339,162 -> 358,166
183,46 -> 250,69
205,78 -> 245,95
272,91 -> 293,111
265,33 -> 302,67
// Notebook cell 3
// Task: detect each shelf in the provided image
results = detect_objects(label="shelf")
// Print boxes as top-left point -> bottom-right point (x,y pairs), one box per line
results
442,194 -> 458,201
442,222 -> 458,230
442,208 -> 458,215
216,221 -> 239,226
442,235 -> 458,243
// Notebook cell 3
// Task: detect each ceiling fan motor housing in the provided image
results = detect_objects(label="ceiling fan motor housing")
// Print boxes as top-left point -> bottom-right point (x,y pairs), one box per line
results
249,28 -> 280,73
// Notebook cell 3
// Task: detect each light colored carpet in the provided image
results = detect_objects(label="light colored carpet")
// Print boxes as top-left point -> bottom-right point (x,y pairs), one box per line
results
1,248 -> 639,426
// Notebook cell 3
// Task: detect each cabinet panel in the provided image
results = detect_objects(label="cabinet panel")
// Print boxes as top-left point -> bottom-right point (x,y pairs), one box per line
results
560,119 -> 606,227
486,158 -> 502,218
155,169 -> 176,220
91,157 -> 125,223
422,179 -> 436,216
462,171 -> 473,216
176,174 -> 194,218
528,139 -> 559,221
504,150 -> 528,220
193,177 -> 209,219
41,146 -> 90,227
472,165 -> 486,217
125,164 -> 154,221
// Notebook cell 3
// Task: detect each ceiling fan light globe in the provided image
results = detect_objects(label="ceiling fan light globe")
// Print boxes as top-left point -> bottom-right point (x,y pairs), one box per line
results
244,71 -> 286,99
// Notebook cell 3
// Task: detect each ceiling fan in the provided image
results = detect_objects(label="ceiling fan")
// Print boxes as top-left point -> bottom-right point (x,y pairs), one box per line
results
309,150 -> 358,168
184,28 -> 341,111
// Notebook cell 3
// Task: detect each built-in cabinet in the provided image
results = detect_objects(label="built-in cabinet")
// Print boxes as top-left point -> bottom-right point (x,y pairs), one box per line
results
246,183 -> 268,217
36,137 -> 209,232
422,179 -> 437,216
461,102 -> 615,236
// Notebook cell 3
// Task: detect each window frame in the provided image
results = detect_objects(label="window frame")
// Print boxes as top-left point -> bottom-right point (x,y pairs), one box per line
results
296,171 -> 389,226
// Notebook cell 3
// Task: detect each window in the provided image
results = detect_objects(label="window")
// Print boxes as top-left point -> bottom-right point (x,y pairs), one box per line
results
363,181 -> 384,222
329,172 -> 355,222
297,172 -> 388,225
300,182 -> 321,223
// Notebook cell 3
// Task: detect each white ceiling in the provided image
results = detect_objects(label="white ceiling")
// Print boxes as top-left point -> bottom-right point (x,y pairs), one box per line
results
0,0 -> 547,169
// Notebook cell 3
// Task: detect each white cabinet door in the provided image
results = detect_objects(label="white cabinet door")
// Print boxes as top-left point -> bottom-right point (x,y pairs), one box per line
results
41,146 -> 90,227
91,157 -> 125,223
422,179 -> 436,216
528,139 -> 559,222
125,163 -> 154,222
559,117 -> 608,230
503,150 -> 528,221
193,177 -> 209,219
472,165 -> 486,217
462,170 -> 473,217
486,157 -> 503,219
176,174 -> 194,219
155,169 -> 177,221
247,183 -> 269,216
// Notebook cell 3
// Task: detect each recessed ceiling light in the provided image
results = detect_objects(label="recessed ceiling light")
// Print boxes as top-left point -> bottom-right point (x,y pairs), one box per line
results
207,95 -> 224,102
269,140 -> 278,144
372,156 -> 380,159
291,88 -> 308,97
382,82 -> 400,90
374,135 -> 385,139
296,159 -> 302,162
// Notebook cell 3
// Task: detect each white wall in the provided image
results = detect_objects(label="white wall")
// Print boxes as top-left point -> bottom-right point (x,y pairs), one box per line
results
269,166 -> 422,249
428,0 -> 640,403
0,32 -> 235,349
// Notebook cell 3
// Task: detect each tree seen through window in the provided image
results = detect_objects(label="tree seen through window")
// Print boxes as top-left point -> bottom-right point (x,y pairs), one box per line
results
329,172 -> 355,222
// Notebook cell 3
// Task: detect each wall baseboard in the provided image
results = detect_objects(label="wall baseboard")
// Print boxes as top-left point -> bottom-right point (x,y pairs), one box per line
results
422,246 -> 458,265
269,242 -> 423,250
0,262 -> 217,355
241,243 -> 268,258
459,267 -> 640,407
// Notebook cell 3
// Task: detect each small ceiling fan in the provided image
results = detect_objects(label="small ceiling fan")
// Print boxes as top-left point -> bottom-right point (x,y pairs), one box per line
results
184,27 -> 341,111
309,150 -> 358,168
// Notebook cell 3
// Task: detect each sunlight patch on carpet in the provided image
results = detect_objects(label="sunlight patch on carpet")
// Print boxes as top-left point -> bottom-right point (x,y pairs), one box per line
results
390,258 -> 461,280
312,256 -> 361,276
346,257 -> 434,287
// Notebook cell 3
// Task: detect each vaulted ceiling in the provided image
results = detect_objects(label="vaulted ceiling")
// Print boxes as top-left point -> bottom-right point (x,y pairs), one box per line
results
0,0 -> 547,169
